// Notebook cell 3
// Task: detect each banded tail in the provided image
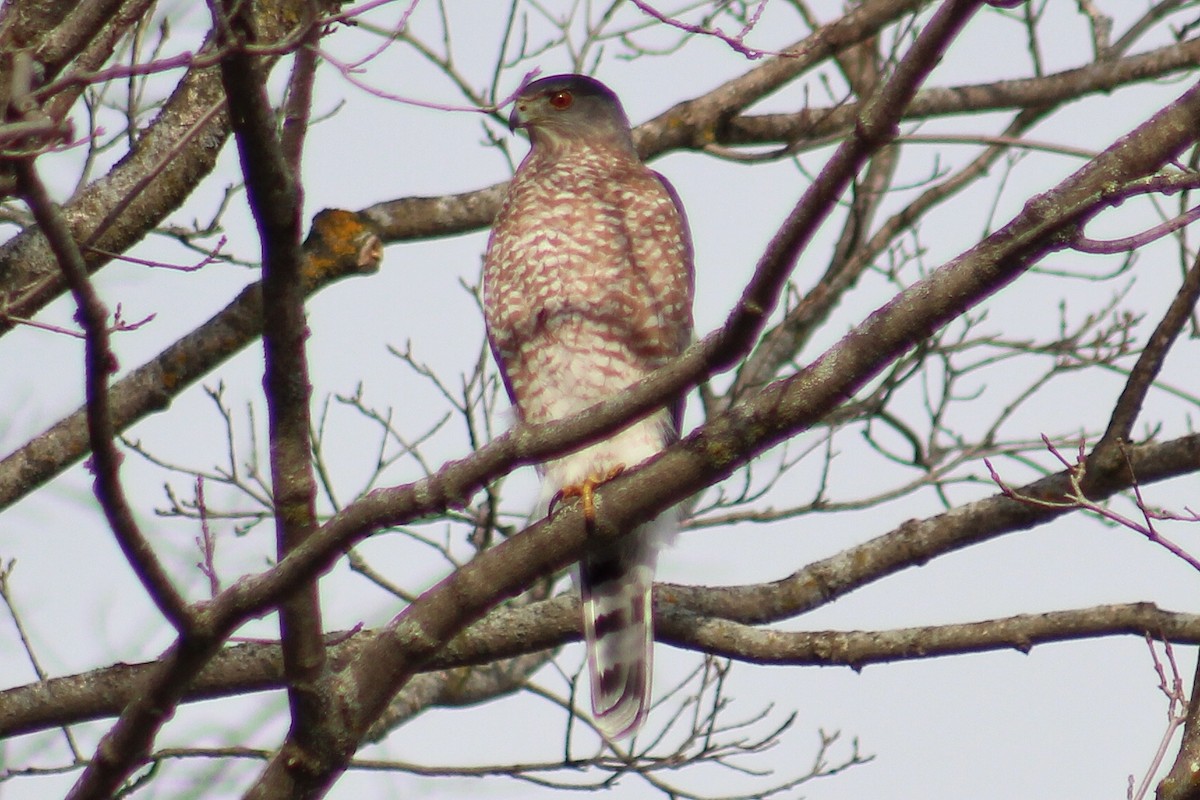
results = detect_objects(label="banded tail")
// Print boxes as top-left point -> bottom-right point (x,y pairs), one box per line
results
581,514 -> 674,739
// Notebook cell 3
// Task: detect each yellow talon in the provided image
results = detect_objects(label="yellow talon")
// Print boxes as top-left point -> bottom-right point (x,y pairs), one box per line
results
558,465 -> 626,522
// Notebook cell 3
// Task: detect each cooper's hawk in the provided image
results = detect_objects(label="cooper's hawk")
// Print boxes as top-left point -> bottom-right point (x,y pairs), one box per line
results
482,74 -> 694,739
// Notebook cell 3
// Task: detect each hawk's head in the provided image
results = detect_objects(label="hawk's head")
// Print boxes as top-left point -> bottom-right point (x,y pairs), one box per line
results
508,74 -> 634,152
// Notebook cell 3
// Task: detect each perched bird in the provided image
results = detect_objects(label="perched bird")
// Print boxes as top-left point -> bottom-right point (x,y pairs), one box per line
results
482,74 -> 694,739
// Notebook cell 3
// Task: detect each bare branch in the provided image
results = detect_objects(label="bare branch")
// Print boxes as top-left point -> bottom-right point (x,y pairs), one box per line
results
15,156 -> 190,628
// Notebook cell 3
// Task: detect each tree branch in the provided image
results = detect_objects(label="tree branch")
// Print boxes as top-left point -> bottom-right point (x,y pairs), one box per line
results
0,208 -> 382,512
360,37 -> 1200,243
216,0 -> 329,790
0,0 -> 318,340
1090,248 -> 1200,472
14,158 -> 190,628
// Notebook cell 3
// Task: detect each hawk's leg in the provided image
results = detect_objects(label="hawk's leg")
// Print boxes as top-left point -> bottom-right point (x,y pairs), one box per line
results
555,465 -> 627,522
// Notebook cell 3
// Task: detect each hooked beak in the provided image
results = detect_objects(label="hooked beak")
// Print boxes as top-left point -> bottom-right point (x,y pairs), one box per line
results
507,102 -> 525,133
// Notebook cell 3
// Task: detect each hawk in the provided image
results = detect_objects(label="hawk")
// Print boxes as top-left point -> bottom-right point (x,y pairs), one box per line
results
482,74 -> 694,739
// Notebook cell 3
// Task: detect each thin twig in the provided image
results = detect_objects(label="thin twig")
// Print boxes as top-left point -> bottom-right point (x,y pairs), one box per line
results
15,158 -> 191,629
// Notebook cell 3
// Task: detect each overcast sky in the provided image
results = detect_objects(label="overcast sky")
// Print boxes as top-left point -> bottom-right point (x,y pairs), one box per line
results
2,2 -> 1199,798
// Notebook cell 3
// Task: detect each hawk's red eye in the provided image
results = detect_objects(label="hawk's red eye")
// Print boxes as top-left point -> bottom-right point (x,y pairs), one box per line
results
548,90 -> 574,109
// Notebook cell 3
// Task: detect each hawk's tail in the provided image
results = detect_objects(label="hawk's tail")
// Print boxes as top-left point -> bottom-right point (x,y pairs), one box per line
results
581,514 -> 674,740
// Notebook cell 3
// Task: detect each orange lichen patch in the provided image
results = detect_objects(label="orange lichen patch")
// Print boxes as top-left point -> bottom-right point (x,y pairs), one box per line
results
300,209 -> 383,288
